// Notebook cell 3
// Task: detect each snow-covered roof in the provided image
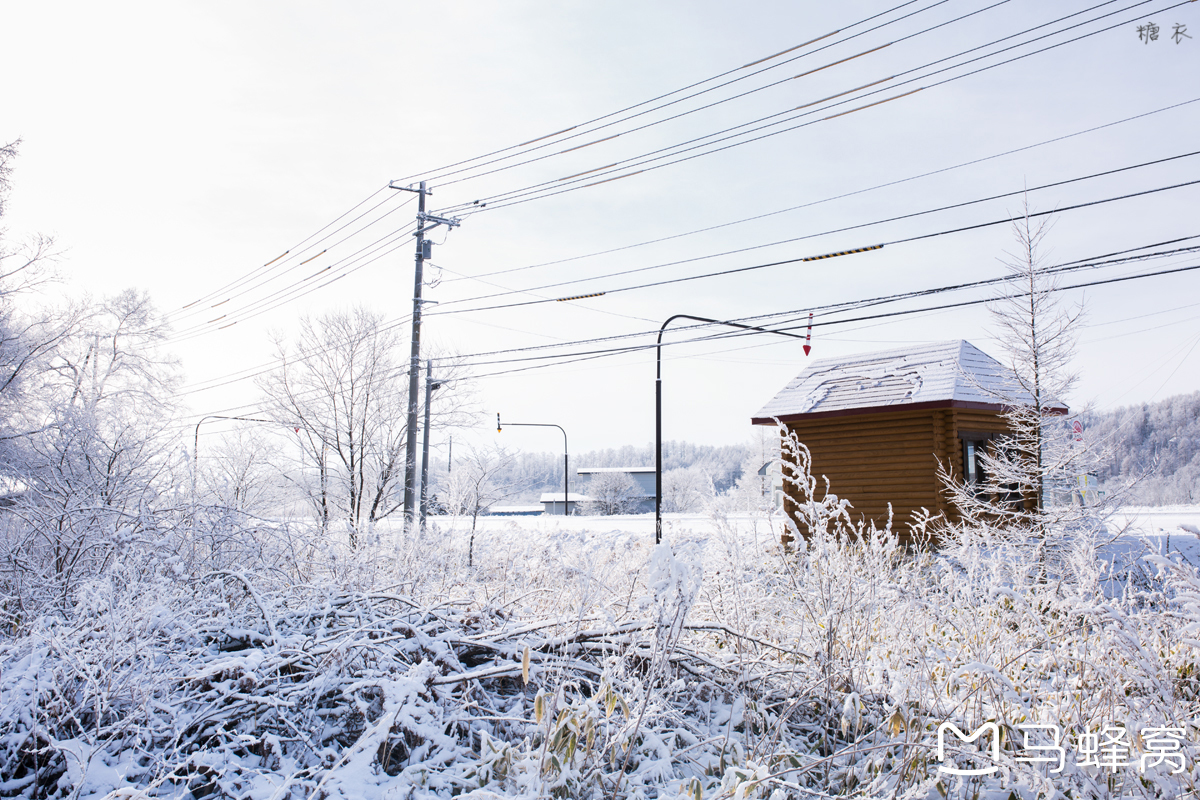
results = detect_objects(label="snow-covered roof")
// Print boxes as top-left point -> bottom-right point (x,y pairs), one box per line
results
488,505 -> 545,515
752,340 -> 1050,422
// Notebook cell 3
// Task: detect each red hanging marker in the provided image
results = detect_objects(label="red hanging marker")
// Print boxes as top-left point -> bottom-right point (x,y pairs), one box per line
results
803,312 -> 813,356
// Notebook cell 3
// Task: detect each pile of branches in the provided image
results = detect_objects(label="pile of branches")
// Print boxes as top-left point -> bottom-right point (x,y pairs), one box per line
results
0,543 -> 839,800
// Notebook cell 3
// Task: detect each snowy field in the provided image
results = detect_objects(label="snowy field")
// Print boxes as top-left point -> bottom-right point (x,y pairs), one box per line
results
2,505 -> 1198,800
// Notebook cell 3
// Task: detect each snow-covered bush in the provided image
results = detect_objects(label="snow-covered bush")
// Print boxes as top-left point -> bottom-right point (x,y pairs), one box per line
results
0,431 -> 1197,799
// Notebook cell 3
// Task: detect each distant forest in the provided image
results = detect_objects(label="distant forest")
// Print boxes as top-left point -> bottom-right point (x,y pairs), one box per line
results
1082,390 -> 1200,505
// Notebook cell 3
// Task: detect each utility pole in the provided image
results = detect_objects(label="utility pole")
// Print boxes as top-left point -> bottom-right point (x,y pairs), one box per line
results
419,358 -> 444,530
389,180 -> 460,533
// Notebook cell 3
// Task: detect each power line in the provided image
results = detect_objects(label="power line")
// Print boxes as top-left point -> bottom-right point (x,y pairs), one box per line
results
173,245 -> 1200,430
455,261 -> 1200,382
438,0 -> 1182,215
426,0 -> 1009,191
430,240 -> 1200,368
438,95 -> 1200,287
167,193 -> 417,329
390,0 -> 938,186
425,176 -> 1200,317
169,185 -> 399,315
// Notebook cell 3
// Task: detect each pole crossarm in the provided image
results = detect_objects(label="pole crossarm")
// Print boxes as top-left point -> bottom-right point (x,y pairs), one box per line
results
655,315 -> 807,544
497,415 -> 570,516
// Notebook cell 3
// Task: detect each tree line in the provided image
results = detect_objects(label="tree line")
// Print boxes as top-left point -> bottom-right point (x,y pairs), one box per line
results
1082,390 -> 1200,504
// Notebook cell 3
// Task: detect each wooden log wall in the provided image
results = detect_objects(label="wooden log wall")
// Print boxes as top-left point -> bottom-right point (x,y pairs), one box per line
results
782,406 -> 1010,542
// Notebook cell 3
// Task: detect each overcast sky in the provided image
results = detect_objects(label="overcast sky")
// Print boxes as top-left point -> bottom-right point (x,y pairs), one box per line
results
3,0 -> 1199,457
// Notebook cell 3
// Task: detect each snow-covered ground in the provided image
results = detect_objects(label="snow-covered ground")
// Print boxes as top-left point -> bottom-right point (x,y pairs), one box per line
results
3,506 -> 1198,800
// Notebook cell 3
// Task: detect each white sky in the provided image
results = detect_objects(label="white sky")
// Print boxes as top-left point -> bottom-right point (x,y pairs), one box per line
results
3,1 -> 1199,457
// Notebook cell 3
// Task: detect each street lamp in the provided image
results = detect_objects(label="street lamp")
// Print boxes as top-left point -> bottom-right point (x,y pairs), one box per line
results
656,315 -> 806,544
192,415 -> 278,521
193,415 -> 275,490
497,414 -> 570,516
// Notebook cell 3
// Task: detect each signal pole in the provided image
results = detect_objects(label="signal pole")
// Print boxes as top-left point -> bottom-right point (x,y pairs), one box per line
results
389,180 -> 459,533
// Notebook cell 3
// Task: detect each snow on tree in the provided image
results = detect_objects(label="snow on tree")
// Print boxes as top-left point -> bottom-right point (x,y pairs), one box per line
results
582,470 -> 641,515
661,465 -> 711,512
441,443 -> 521,566
938,205 -> 1108,560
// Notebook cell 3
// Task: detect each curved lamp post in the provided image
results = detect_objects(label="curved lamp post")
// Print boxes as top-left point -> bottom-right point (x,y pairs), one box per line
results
656,315 -> 806,544
497,414 -> 569,516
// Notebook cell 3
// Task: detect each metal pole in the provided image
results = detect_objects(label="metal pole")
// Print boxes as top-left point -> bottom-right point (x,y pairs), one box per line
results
497,416 -> 569,515
401,182 -> 428,532
655,376 -> 662,543
655,315 -> 807,544
419,359 -> 435,530
193,414 -> 276,529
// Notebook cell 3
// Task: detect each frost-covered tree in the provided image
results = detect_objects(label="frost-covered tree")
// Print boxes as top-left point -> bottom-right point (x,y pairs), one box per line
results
940,206 -> 1100,553
7,289 -> 180,610
582,471 -> 640,515
661,466 -> 710,513
199,426 -> 286,515
442,444 -> 519,566
259,309 -> 474,543
0,140 -> 68,470
259,309 -> 405,542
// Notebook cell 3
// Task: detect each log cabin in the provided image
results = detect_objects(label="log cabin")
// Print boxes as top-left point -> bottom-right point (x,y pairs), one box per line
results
751,340 -> 1066,541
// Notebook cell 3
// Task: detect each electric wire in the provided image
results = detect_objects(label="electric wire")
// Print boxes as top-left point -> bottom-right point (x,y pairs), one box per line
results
426,150 -> 1200,310
437,0 -> 1183,215
425,176 -> 1200,317
170,185 -> 396,315
455,261 -> 1200,382
168,193 -> 416,329
174,249 -> 1200,431
390,0 -> 936,186
161,2 -> 1193,356
424,0 -> 1010,191
439,96 -> 1200,286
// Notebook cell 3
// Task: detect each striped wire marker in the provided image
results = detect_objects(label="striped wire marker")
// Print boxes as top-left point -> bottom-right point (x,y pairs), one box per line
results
802,243 -> 884,261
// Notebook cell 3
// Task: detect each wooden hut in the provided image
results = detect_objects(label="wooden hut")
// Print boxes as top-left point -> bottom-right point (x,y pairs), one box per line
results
751,340 -> 1063,539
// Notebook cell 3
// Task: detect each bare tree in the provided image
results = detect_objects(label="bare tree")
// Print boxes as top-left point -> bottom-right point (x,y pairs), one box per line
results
583,471 -> 641,515
940,204 -> 1098,552
8,290 -> 180,610
442,444 -> 520,567
258,308 -> 472,544
199,426 -> 285,515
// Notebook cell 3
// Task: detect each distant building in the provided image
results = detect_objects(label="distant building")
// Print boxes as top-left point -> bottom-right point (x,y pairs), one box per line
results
752,340 -> 1066,541
488,505 -> 546,517
575,467 -> 657,514
539,492 -> 591,515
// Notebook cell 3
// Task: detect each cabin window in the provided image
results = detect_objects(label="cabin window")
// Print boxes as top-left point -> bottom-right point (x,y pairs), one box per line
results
958,430 -> 997,497
963,439 -> 987,492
